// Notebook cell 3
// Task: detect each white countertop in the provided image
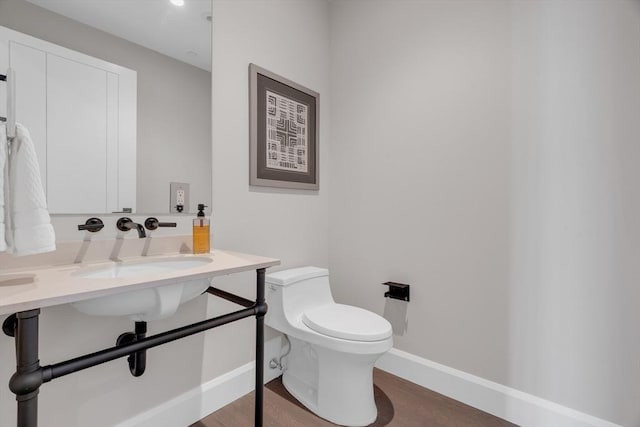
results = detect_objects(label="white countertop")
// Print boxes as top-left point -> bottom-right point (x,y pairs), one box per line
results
0,250 -> 280,316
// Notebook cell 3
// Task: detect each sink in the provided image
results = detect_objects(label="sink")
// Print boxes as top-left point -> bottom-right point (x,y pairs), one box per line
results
71,256 -> 213,321
0,273 -> 36,287
72,257 -> 211,279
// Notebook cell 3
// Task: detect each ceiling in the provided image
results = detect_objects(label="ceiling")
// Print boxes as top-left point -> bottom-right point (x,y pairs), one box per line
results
26,0 -> 212,71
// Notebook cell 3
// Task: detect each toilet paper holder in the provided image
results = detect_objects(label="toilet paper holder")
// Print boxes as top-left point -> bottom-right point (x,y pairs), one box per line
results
382,281 -> 410,302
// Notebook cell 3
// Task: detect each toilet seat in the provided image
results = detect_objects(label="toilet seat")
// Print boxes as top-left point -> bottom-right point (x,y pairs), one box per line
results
302,304 -> 392,342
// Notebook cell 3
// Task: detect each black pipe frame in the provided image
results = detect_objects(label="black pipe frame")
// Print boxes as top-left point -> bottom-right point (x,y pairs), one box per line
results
6,268 -> 267,427
207,286 -> 254,308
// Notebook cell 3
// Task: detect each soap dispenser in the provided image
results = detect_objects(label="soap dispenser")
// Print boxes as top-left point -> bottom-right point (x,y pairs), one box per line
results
192,204 -> 210,254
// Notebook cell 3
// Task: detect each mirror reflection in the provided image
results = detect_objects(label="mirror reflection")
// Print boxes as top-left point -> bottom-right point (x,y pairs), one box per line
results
0,0 -> 212,214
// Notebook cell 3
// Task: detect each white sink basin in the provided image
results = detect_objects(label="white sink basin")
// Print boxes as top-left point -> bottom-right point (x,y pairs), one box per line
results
71,256 -> 213,321
72,257 -> 212,279
0,273 -> 36,287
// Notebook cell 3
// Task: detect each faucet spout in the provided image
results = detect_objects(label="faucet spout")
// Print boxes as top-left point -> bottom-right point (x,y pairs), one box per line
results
129,222 -> 147,238
116,217 -> 147,238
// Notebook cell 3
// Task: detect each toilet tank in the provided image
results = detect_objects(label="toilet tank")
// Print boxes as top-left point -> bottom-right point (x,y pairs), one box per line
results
265,267 -> 335,331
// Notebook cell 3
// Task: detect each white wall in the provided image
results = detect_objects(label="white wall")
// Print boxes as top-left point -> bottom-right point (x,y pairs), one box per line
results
508,1 -> 640,424
329,0 -> 512,390
206,0 -> 333,394
204,0 -> 330,380
329,0 -> 640,425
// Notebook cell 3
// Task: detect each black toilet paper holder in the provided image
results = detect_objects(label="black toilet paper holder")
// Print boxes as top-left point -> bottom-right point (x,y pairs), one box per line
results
382,281 -> 410,302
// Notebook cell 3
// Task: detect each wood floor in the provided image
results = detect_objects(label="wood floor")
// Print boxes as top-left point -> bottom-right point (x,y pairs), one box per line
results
191,369 -> 518,427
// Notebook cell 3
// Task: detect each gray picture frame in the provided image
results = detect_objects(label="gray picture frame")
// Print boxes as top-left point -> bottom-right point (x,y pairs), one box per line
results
249,63 -> 319,190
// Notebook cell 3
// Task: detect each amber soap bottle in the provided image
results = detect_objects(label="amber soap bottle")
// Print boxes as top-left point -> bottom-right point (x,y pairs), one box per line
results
192,203 -> 210,254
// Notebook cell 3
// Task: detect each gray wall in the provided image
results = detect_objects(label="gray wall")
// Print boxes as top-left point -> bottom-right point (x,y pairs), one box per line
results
0,0 -> 211,213
329,0 -> 640,425
210,0 -> 331,273
208,0 -> 331,371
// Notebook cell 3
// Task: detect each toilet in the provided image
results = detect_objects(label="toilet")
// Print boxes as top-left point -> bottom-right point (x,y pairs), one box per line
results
265,266 -> 393,427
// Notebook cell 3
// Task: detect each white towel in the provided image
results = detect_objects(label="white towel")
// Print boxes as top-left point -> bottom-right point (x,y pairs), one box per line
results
0,123 -> 7,252
5,123 -> 56,256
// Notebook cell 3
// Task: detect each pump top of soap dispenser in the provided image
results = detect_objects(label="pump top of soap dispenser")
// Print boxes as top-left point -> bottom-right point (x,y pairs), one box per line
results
197,204 -> 207,217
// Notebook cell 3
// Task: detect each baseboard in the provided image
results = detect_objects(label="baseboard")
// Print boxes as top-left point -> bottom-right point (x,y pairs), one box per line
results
115,362 -> 254,427
375,348 -> 621,427
117,336 -> 284,427
118,342 -> 620,427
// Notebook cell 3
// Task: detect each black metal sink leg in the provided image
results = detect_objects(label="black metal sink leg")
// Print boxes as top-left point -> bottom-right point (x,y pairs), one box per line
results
9,309 -> 42,427
255,268 -> 266,427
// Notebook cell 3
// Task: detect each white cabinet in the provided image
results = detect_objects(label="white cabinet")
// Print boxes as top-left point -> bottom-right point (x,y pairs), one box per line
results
0,26 -> 136,214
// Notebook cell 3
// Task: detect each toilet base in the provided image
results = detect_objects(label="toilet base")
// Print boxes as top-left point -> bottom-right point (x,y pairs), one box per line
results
282,337 -> 384,427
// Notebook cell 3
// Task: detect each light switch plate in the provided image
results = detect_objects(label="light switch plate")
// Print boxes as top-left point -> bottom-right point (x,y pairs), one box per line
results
170,182 -> 189,213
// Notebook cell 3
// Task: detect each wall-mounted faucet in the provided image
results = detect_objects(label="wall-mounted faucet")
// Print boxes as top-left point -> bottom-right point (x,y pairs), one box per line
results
116,217 -> 146,238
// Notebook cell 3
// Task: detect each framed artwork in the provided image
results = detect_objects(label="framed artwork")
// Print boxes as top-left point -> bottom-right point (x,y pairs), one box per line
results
249,64 -> 319,190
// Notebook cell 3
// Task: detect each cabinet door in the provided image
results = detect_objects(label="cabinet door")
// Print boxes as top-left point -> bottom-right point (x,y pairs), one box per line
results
47,54 -> 112,213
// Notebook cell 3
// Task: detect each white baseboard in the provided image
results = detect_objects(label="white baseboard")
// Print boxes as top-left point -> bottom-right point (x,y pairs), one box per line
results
375,348 -> 621,427
115,362 -> 255,427
117,337 -> 284,427
119,342 -> 619,427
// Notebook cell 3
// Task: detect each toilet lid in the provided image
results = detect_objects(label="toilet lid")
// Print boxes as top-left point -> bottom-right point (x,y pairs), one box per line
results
302,304 -> 392,342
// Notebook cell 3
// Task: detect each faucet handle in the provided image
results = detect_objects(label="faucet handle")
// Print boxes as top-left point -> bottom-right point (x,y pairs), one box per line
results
144,217 -> 177,231
116,217 -> 134,232
78,217 -> 104,232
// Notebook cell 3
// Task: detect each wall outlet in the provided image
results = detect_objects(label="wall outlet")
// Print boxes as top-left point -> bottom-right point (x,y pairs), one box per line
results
170,182 -> 189,213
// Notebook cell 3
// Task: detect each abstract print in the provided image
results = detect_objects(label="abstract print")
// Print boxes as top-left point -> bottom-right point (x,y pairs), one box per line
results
266,90 -> 308,173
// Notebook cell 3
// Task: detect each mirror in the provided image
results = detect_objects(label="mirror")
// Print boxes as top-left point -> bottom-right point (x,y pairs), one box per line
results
0,0 -> 212,214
